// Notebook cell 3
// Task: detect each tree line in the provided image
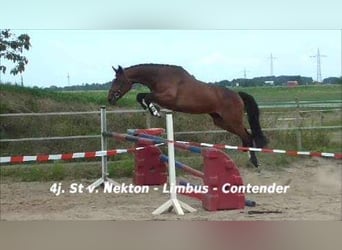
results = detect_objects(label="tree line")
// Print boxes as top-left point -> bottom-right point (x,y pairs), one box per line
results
212,75 -> 341,87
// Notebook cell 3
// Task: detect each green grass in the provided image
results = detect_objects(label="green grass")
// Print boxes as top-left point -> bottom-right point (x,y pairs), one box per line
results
0,162 -> 69,182
0,84 -> 151,109
0,84 -> 108,106
233,85 -> 342,103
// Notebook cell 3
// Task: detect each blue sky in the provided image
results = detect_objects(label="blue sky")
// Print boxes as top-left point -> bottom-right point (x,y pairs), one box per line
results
1,1 -> 341,87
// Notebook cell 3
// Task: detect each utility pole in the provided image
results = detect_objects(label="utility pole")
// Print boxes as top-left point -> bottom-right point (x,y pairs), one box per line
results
268,53 -> 277,76
242,68 -> 250,79
242,68 -> 249,79
241,68 -> 250,87
67,73 -> 70,85
310,48 -> 327,82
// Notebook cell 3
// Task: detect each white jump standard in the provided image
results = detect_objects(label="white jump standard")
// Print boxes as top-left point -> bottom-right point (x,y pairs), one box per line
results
88,106 -> 119,189
152,112 -> 196,215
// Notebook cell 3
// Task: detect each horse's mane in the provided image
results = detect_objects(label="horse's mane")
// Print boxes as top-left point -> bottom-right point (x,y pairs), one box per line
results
125,63 -> 192,76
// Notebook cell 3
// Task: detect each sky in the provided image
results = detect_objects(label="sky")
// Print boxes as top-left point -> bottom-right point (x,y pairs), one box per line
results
1,1 -> 341,87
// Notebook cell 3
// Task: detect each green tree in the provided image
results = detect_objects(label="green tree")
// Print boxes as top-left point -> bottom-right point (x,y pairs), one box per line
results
0,29 -> 31,76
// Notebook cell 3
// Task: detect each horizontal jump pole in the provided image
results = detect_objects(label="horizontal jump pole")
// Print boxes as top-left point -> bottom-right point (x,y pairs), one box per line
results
103,132 -> 164,145
0,147 -> 146,165
174,140 -> 342,160
126,129 -> 342,160
126,130 -> 202,154
160,154 -> 204,178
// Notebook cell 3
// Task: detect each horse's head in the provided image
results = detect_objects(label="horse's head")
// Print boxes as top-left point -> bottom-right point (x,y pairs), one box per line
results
108,65 -> 133,105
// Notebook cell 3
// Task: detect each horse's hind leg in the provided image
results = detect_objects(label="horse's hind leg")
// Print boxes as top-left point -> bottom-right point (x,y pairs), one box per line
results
136,93 -> 161,117
210,113 -> 259,167
241,129 -> 259,167
229,126 -> 259,167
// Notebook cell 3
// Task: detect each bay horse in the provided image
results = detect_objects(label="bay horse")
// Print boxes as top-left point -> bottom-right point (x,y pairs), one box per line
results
107,64 -> 267,167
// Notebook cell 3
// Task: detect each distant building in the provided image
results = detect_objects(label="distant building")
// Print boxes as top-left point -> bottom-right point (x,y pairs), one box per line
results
287,81 -> 298,87
264,80 -> 274,86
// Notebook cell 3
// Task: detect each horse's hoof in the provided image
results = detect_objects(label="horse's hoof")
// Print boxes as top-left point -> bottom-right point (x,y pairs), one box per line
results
249,160 -> 259,169
152,111 -> 161,117
246,161 -> 254,169
249,161 -> 258,168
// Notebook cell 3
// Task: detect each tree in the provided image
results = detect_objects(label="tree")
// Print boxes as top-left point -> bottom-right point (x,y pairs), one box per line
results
323,77 -> 342,85
0,29 -> 31,76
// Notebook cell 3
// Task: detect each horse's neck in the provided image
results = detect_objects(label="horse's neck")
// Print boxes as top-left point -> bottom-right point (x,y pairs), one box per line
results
125,67 -> 159,89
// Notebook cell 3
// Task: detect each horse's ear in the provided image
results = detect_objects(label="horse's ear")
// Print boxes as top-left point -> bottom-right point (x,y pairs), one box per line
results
112,66 -> 117,73
118,65 -> 124,73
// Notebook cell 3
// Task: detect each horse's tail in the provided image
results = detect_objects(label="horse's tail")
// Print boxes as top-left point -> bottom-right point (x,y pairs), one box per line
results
238,91 -> 268,148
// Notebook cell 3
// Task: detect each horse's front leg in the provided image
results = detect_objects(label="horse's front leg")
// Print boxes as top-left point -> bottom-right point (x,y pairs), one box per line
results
136,93 -> 161,117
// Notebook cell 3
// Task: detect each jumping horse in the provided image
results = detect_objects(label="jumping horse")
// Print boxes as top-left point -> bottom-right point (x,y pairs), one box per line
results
107,64 -> 267,167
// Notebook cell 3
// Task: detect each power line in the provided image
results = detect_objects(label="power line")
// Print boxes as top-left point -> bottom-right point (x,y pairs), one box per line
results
268,53 -> 277,76
310,48 -> 327,82
242,68 -> 250,79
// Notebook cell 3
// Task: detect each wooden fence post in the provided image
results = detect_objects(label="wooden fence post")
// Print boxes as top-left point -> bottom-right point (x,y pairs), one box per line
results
295,98 -> 302,150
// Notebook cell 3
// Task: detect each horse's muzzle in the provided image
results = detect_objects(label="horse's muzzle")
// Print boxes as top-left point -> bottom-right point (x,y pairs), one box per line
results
108,91 -> 121,105
109,97 -> 117,105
